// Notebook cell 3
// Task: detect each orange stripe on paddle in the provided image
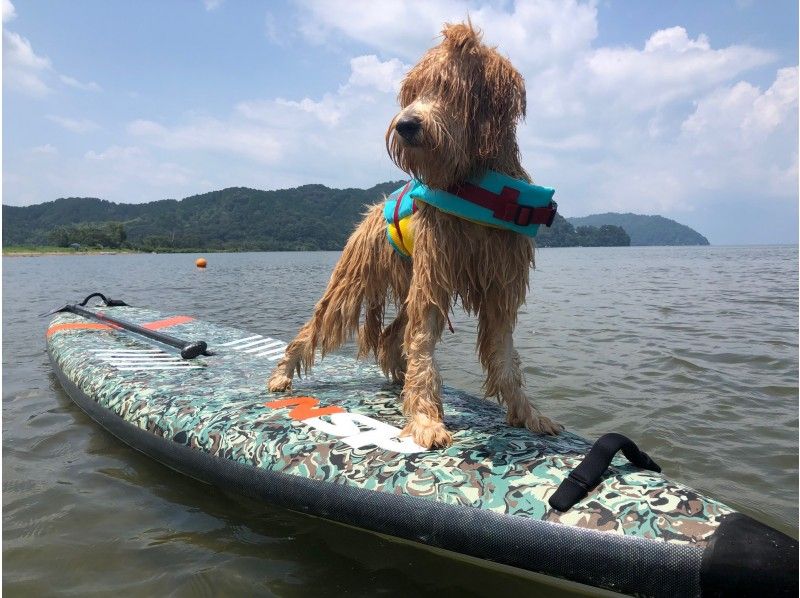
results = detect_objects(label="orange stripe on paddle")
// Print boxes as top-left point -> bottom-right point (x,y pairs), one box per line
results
46,322 -> 113,336
141,316 -> 194,330
47,315 -> 194,337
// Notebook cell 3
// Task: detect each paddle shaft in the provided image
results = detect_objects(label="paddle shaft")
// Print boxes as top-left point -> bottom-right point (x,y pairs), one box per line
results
65,304 -> 208,359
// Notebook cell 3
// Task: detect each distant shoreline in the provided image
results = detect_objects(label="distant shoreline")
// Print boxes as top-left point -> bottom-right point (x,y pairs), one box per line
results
7,245 -> 799,258
4,251 -> 135,257
2,247 -> 141,257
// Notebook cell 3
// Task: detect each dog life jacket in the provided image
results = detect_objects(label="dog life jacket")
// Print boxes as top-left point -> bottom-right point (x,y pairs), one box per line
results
384,170 -> 558,258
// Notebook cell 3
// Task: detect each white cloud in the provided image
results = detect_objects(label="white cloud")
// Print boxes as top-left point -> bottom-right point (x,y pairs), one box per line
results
81,145 -> 194,190
3,142 -> 198,206
528,133 -> 600,151
2,29 -> 52,96
683,66 -> 798,142
3,4 -> 102,97
678,66 -> 798,197
546,65 -> 798,216
126,54 -> 410,190
31,143 -> 58,154
644,27 -> 711,53
275,96 -> 343,126
203,0 -> 223,11
3,0 -> 16,22
234,54 -> 403,130
298,0 -> 599,69
132,53 -> 407,165
264,11 -> 285,45
348,55 -> 407,93
46,114 -> 100,133
59,74 -> 102,92
85,145 -> 143,161
584,27 -> 774,111
128,117 -> 282,163
298,0 -> 461,59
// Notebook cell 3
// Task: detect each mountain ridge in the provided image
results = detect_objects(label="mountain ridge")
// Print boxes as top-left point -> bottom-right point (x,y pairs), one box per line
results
567,212 -> 709,246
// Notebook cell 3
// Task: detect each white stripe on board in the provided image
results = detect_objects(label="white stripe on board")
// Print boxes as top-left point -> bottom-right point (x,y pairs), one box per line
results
266,354 -> 283,361
218,335 -> 262,347
117,366 -> 203,370
112,359 -> 201,367
100,359 -> 178,363
241,341 -> 284,353
96,356 -> 175,360
227,338 -> 276,351
91,349 -> 166,354
103,360 -> 186,365
253,346 -> 286,357
98,355 -> 176,360
244,339 -> 283,349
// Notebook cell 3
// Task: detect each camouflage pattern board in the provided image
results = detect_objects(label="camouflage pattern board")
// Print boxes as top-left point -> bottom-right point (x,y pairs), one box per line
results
46,303 -> 797,597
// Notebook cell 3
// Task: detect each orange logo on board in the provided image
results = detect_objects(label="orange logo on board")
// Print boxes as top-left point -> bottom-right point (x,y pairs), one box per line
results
264,395 -> 425,454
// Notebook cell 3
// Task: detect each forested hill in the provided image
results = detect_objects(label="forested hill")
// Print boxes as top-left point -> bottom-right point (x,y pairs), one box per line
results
3,183 -> 402,251
567,213 -> 709,246
3,183 -> 633,251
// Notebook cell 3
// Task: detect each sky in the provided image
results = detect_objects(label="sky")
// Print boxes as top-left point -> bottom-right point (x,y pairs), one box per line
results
2,0 -> 798,245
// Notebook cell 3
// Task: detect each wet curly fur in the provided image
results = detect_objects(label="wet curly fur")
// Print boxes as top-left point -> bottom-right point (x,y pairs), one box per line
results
268,22 -> 562,448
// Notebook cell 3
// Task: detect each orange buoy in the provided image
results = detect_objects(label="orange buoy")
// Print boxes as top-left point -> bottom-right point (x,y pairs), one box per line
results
195,257 -> 207,268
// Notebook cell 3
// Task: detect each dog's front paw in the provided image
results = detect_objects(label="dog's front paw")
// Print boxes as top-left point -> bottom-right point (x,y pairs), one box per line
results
267,371 -> 293,392
402,415 -> 452,449
508,410 -> 564,436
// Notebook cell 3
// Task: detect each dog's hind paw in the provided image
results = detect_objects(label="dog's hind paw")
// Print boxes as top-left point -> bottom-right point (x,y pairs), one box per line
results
402,416 -> 452,449
388,368 -> 406,385
267,371 -> 293,392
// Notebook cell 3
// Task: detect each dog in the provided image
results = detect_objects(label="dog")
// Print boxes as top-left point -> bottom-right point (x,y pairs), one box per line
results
268,21 -> 562,449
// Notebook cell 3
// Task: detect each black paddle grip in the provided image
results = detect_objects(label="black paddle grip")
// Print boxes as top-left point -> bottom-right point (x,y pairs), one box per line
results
180,341 -> 208,360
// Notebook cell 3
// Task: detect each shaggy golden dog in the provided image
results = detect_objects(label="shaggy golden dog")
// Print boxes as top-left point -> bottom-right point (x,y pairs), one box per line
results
268,22 -> 562,448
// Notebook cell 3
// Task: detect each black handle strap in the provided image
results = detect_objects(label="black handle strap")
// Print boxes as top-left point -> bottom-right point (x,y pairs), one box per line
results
77,292 -> 128,307
549,433 -> 661,512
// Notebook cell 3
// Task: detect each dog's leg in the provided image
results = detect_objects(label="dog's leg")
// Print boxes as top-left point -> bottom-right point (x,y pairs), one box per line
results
402,302 -> 451,448
267,318 -> 318,392
268,204 -> 389,392
400,226 -> 452,448
477,304 -> 563,435
357,299 -> 384,361
377,306 -> 407,384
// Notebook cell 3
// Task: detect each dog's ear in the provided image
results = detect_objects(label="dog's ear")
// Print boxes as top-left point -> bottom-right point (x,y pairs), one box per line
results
505,65 -> 527,122
475,52 -> 527,160
441,21 -> 482,52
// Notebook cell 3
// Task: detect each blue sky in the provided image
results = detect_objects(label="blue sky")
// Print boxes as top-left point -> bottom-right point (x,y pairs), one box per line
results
2,0 -> 797,244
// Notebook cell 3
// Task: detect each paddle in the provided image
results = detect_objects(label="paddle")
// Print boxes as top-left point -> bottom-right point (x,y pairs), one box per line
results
46,293 -> 210,359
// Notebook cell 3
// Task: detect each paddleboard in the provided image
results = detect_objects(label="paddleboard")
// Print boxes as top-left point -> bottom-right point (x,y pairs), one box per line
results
46,300 -> 797,597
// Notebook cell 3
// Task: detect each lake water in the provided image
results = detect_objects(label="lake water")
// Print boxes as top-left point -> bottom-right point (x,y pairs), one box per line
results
3,246 -> 798,596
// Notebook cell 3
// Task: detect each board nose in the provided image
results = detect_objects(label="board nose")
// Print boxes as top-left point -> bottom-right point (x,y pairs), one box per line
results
700,513 -> 798,597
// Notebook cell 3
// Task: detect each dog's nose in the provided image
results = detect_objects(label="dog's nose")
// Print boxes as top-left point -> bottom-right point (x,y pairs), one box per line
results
395,116 -> 421,141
